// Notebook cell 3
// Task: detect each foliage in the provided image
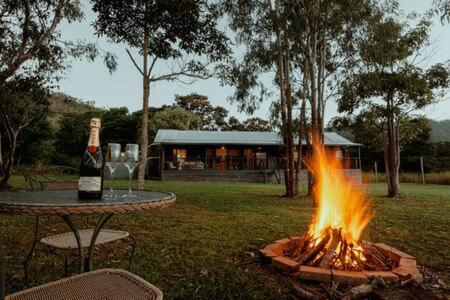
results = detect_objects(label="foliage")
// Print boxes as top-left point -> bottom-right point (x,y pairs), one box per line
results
148,107 -> 202,139
0,0 -> 115,84
175,93 -> 229,130
222,116 -> 245,131
336,14 -> 450,196
53,111 -> 99,168
433,0 -> 450,23
0,77 -> 50,187
15,118 -> 54,166
92,0 -> 230,189
243,117 -> 272,131
101,107 -> 139,146
92,0 -> 229,64
220,0 -> 378,196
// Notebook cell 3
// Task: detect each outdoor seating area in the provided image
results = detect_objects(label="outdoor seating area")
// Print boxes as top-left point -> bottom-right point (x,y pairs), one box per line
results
0,184 -> 176,300
0,179 -> 448,299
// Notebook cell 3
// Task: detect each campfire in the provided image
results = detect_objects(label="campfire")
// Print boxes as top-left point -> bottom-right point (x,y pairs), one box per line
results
292,138 -> 385,272
260,136 -> 420,286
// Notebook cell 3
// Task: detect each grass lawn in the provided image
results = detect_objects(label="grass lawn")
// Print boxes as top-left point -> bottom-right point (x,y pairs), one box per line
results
2,177 -> 449,299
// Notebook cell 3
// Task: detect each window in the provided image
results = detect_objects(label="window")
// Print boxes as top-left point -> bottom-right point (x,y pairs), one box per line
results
255,152 -> 267,169
171,149 -> 187,170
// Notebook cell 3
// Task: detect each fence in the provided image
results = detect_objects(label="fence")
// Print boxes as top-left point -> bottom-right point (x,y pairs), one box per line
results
366,156 -> 450,185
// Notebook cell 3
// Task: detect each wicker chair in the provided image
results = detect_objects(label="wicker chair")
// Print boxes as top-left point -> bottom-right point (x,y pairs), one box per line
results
6,269 -> 163,300
22,167 -> 136,284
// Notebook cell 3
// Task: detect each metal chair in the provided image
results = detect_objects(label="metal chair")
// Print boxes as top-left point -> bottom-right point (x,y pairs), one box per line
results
6,269 -> 163,300
22,167 -> 136,285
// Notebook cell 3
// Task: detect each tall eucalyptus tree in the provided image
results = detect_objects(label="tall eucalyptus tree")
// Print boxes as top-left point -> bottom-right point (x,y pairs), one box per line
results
220,0 -> 374,196
92,0 -> 229,189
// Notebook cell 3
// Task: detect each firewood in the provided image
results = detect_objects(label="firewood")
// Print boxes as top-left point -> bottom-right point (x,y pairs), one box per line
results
366,250 -> 388,271
294,232 -> 310,257
320,283 -> 342,300
312,250 -> 326,267
298,231 -> 331,265
349,250 -> 377,271
342,283 -> 373,300
291,284 -> 316,299
319,228 -> 341,268
338,240 -> 348,270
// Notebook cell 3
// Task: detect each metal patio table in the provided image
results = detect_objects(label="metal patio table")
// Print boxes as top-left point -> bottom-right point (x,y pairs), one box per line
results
0,190 -> 176,299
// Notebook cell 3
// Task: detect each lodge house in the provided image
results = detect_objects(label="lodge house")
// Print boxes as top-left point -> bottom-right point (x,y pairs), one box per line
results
148,129 -> 362,184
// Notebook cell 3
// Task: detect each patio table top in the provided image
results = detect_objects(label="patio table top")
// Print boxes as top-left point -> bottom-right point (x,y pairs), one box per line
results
0,190 -> 176,216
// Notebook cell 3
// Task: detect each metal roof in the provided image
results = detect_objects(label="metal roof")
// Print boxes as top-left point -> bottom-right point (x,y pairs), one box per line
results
154,130 -> 360,146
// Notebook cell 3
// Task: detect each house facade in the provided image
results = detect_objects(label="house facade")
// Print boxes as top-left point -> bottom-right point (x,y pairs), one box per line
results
149,129 -> 362,184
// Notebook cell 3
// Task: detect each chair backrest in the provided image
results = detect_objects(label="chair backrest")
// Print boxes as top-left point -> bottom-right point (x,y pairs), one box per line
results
24,166 -> 79,190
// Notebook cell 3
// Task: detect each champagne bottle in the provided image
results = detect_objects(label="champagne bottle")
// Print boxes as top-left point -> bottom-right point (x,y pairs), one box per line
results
78,118 -> 104,200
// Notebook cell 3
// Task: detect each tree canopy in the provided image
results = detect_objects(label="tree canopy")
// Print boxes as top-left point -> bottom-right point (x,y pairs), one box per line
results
0,0 -> 115,84
336,15 -> 449,196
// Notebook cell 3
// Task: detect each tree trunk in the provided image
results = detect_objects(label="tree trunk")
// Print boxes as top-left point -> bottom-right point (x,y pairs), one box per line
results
295,98 -> 306,195
0,136 -> 16,189
137,27 -> 150,190
283,52 -> 296,197
305,1 -> 320,195
0,133 -> 3,179
384,95 -> 400,197
274,0 -> 292,197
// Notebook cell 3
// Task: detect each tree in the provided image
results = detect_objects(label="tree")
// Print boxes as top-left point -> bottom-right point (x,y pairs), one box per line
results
220,0 -> 299,196
175,93 -> 229,130
434,0 -> 450,23
243,117 -> 272,131
221,0 -> 373,197
337,17 -> 449,197
102,107 -> 139,145
175,93 -> 210,115
53,111 -> 99,167
15,117 -> 54,166
0,77 -> 49,188
223,116 -> 245,131
331,114 -> 432,171
148,107 -> 202,138
92,0 -> 229,189
0,0 -> 115,85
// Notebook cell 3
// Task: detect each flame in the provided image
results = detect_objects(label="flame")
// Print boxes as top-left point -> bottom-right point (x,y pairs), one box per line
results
304,135 -> 372,264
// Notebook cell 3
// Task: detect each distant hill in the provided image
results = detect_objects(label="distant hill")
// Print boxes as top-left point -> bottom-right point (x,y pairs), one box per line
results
48,93 -> 102,128
429,119 -> 450,142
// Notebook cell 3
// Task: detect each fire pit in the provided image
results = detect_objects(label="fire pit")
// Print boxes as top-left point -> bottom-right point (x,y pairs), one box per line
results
260,238 -> 420,285
261,137 -> 421,286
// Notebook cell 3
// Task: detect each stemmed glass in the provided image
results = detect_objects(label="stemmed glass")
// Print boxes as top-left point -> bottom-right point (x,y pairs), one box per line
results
123,144 -> 139,198
105,143 -> 121,199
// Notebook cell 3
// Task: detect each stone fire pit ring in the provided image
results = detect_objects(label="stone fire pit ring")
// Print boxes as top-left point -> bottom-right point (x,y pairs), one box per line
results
260,237 -> 421,285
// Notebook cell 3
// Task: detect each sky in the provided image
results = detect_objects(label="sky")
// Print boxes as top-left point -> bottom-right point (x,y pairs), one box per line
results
57,0 -> 450,123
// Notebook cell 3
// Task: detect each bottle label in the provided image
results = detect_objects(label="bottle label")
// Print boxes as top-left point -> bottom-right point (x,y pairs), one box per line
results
78,176 -> 101,192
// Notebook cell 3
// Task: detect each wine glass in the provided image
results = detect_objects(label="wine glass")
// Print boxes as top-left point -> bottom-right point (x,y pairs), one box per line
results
104,143 -> 121,199
123,144 -> 139,198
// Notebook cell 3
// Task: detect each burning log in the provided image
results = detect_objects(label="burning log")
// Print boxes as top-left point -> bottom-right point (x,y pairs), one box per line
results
283,135 -> 396,274
297,230 -> 331,265
291,227 -> 395,272
319,228 -> 341,268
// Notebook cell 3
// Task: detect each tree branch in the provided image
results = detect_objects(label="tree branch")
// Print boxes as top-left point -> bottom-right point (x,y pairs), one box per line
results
147,56 -> 157,77
126,48 -> 144,76
0,0 -> 66,83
